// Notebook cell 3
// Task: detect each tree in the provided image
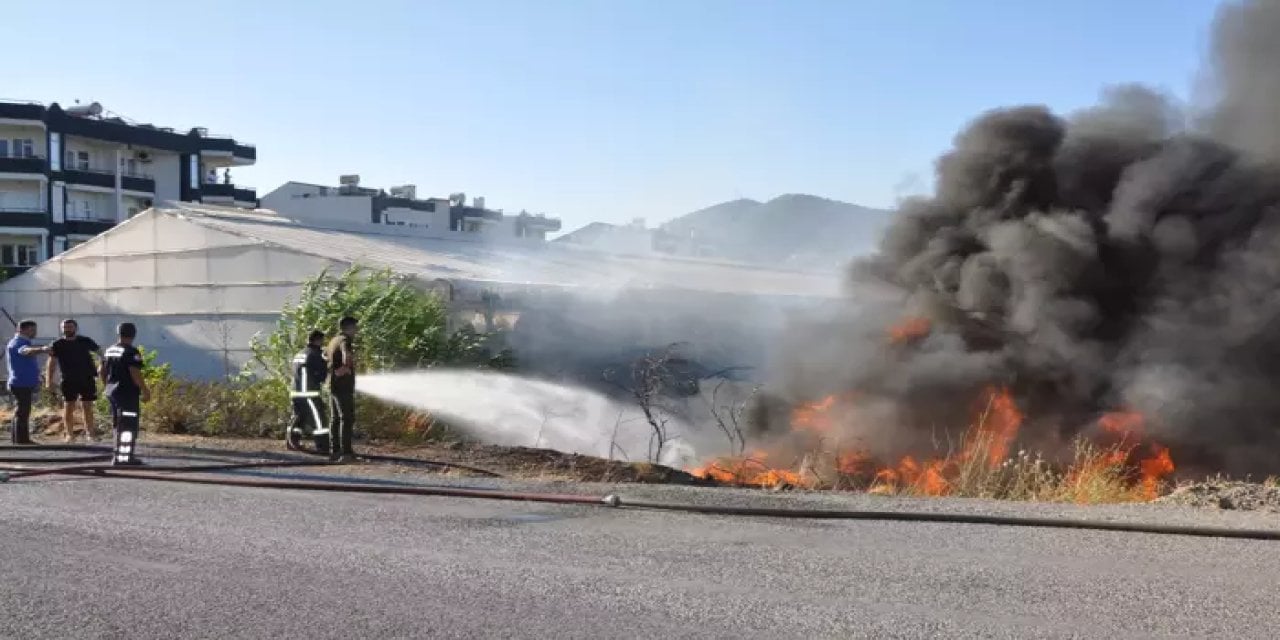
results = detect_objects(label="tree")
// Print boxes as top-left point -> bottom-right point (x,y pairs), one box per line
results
249,265 -> 513,380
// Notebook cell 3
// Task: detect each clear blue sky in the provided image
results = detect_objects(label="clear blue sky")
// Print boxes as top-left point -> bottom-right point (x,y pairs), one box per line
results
7,0 -> 1222,234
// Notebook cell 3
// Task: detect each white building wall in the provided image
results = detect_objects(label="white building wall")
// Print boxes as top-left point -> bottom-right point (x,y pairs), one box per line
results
381,206 -> 450,230
150,151 -> 181,203
63,136 -> 121,172
0,125 -> 47,157
261,182 -> 372,225
0,179 -> 43,212
65,189 -> 116,221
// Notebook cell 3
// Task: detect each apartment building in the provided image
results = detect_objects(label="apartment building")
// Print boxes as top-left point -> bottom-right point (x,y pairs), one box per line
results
0,100 -> 257,274
260,177 -> 562,240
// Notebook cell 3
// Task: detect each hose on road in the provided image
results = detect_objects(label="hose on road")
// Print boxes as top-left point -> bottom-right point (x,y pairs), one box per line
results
3,445 -> 1278,542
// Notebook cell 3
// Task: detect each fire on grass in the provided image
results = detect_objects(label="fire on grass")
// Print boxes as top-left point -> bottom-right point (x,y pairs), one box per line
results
689,321 -> 1179,503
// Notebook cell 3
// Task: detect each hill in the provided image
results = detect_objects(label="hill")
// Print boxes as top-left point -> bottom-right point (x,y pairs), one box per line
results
555,195 -> 894,270
660,194 -> 894,269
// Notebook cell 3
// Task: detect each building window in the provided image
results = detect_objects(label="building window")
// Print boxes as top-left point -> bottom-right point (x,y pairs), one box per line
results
4,139 -> 35,158
75,151 -> 90,171
120,157 -> 139,176
12,139 -> 35,158
0,241 -> 41,267
49,133 -> 61,171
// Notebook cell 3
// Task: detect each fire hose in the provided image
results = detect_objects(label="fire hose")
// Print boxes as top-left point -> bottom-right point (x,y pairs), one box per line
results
2,445 -> 1279,542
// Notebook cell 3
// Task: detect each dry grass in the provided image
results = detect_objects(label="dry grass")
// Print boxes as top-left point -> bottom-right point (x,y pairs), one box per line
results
852,436 -> 1161,503
701,432 -> 1166,504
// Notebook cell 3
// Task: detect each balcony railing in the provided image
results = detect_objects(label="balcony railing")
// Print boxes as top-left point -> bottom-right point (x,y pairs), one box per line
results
233,187 -> 257,203
62,163 -> 156,192
202,183 -> 235,198
0,206 -> 45,214
65,211 -> 118,223
63,163 -> 152,179
0,154 -> 47,174
0,100 -> 46,121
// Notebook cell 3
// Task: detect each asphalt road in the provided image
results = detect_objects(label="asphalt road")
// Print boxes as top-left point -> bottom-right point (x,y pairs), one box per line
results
1,466 -> 1277,639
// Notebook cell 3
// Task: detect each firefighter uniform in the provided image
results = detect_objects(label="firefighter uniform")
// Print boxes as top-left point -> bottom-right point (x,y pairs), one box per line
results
102,342 -> 145,465
288,343 -> 329,451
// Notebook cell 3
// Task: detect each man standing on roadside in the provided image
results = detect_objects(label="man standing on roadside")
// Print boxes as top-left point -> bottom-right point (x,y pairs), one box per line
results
326,316 -> 358,463
100,322 -> 149,466
7,320 -> 48,445
46,318 -> 101,442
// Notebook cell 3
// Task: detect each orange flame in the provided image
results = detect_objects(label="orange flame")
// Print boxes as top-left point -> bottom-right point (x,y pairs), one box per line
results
963,386 -> 1023,468
1138,445 -> 1175,500
1098,411 -> 1144,442
690,451 -> 812,489
688,369 -> 1178,501
887,317 -> 931,344
791,395 -> 838,434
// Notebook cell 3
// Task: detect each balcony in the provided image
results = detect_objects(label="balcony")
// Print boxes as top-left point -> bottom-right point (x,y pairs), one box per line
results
197,133 -> 256,164
0,154 -> 47,175
518,213 -> 563,232
61,164 -> 156,193
0,101 -> 46,121
201,183 -> 235,198
0,206 -> 45,215
202,183 -> 257,207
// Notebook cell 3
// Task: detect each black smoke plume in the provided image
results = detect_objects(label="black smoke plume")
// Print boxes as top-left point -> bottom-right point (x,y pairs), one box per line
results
761,0 -> 1280,476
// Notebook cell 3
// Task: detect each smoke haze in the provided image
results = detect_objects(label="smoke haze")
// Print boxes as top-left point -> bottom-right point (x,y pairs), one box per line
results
762,0 -> 1280,476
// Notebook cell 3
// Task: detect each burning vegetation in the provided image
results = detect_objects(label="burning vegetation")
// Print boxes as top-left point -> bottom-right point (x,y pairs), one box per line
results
691,380 -> 1177,502
688,0 -> 1280,500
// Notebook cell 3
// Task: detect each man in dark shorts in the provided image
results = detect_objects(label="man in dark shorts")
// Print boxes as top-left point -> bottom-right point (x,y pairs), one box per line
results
99,322 -> 150,466
46,318 -> 101,442
325,316 -> 358,463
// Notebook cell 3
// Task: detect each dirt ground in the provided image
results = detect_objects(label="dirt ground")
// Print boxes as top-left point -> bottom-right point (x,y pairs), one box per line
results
10,406 -> 1280,512
0,405 -> 711,486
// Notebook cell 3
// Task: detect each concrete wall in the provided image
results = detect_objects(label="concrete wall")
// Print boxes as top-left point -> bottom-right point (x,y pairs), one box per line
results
63,136 -> 121,172
382,205 -> 450,230
260,183 -> 373,225
151,151 -> 181,203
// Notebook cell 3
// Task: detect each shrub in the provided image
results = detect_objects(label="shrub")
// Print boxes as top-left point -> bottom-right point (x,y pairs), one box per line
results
242,264 -> 514,442
249,265 -> 513,378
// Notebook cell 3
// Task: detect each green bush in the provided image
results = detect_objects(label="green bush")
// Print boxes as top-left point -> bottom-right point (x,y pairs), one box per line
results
240,264 -> 514,443
53,266 -> 515,442
249,265 -> 513,379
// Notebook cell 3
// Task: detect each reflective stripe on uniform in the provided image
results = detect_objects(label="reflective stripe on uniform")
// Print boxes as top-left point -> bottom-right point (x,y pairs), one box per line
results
289,392 -> 321,398
121,411 -> 138,417
306,398 -> 325,436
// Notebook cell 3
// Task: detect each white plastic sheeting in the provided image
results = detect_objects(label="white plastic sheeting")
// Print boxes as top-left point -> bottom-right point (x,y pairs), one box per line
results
0,203 -> 846,380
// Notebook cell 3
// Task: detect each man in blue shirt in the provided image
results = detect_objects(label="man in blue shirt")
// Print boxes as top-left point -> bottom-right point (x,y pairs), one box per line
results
7,320 -> 49,444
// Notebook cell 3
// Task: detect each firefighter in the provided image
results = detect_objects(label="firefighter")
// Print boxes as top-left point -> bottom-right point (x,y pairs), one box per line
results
287,329 -> 330,453
325,316 -> 358,463
99,322 -> 149,466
